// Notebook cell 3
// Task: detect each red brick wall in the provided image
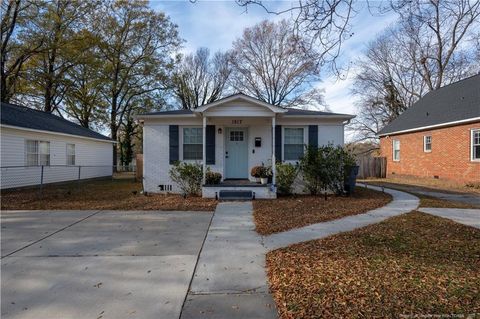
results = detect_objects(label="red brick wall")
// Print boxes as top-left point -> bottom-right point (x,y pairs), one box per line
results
379,122 -> 480,184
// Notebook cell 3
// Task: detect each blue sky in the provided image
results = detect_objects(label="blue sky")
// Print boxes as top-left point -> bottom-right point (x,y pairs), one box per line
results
150,1 -> 398,116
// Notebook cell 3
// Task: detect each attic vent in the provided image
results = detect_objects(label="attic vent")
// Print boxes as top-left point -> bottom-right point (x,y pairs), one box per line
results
158,184 -> 173,192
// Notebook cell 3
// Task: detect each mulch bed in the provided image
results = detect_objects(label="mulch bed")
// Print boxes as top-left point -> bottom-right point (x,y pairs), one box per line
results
267,211 -> 480,319
253,187 -> 392,235
1,179 -> 216,211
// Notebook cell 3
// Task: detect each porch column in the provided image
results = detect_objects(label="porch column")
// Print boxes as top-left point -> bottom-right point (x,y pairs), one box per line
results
202,115 -> 207,185
271,116 -> 276,186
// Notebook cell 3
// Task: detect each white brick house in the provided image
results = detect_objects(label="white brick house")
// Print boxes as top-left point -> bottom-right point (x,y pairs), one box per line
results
137,93 -> 354,199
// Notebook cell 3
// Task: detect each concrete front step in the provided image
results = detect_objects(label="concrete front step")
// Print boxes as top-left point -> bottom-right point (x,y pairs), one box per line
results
202,185 -> 277,199
218,190 -> 253,200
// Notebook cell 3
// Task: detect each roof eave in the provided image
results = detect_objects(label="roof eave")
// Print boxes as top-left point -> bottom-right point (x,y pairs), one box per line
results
0,124 -> 116,143
376,116 -> 480,137
135,113 -> 197,120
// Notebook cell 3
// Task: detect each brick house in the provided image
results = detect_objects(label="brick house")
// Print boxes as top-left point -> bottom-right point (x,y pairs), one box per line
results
378,74 -> 480,184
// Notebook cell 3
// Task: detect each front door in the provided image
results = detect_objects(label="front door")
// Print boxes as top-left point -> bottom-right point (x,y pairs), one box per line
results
225,128 -> 248,179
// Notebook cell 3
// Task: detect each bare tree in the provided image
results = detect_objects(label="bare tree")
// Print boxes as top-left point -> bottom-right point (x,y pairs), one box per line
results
172,47 -> 232,109
236,0 -> 354,74
1,0 -> 44,103
351,0 -> 480,141
230,19 -> 321,107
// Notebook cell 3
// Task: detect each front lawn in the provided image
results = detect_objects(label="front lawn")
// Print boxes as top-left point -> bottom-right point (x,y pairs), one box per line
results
1,178 -> 216,211
253,187 -> 392,235
267,212 -> 480,319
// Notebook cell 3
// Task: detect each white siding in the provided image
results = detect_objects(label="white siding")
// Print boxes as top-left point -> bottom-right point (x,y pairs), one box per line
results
143,124 -> 173,193
142,117 -> 346,194
318,124 -> 344,146
1,127 -> 113,189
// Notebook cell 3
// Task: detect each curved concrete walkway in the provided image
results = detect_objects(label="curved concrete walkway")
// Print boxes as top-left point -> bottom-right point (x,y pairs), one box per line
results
264,184 -> 420,250
181,185 -> 419,318
418,208 -> 480,229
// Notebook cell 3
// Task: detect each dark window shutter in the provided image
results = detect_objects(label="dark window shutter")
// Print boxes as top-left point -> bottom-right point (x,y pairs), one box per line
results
275,125 -> 282,162
308,125 -> 318,148
169,125 -> 179,164
206,125 -> 215,165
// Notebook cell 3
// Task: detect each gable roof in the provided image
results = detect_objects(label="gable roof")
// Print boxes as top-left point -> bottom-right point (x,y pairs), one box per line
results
1,102 -> 114,142
138,93 -> 354,120
378,74 -> 480,136
193,93 -> 288,113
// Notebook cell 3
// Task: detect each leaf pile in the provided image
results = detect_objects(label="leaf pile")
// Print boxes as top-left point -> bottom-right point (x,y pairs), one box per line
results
1,179 -> 216,211
253,187 -> 392,235
267,212 -> 480,318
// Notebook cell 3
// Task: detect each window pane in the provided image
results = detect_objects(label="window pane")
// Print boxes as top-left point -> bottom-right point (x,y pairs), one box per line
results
39,141 -> 50,155
183,128 -> 202,144
424,136 -> 431,151
183,144 -> 203,160
26,154 -> 38,166
474,146 -> 480,160
26,140 -> 38,153
284,144 -> 304,161
393,140 -> 400,160
67,155 -> 75,165
67,144 -> 75,155
230,131 -> 244,141
474,131 -> 480,145
284,128 -> 304,144
39,154 -> 50,166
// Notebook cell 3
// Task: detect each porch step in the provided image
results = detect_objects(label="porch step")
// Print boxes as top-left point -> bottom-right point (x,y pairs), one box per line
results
218,190 -> 254,201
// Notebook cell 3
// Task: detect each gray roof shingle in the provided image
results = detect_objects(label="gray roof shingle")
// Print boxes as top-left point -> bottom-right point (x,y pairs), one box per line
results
1,102 -> 113,141
378,74 -> 480,136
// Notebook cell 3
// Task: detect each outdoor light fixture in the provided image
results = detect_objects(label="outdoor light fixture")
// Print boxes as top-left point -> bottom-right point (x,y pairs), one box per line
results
218,128 -> 222,134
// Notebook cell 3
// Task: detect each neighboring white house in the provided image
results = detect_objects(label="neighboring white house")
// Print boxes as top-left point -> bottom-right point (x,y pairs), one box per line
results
1,102 -> 115,189
138,93 -> 354,199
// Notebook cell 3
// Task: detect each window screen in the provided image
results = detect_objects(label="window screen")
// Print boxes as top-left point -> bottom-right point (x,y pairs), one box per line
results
183,127 -> 203,160
66,144 -> 75,165
284,128 -> 304,160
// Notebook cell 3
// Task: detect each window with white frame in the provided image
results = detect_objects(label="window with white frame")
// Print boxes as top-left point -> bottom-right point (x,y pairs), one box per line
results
183,127 -> 203,160
472,129 -> 480,161
25,140 -> 50,166
284,127 -> 304,160
392,139 -> 400,161
423,136 -> 432,152
66,144 -> 75,165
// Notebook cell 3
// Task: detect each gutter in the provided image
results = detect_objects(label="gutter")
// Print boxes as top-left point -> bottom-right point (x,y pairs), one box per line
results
0,124 -> 117,143
377,117 -> 480,137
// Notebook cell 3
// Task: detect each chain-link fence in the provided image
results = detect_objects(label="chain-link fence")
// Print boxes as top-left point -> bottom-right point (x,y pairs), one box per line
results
1,165 -> 136,191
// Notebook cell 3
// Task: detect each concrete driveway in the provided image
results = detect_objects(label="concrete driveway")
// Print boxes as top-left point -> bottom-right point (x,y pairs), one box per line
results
1,210 -> 212,319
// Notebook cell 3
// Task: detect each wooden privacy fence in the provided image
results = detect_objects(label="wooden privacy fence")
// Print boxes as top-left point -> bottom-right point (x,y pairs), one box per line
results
136,154 -> 143,182
357,156 -> 387,179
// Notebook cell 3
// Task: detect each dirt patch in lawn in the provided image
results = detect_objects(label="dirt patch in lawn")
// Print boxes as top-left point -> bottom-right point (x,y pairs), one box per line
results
253,187 -> 392,235
1,179 -> 216,211
267,211 -> 480,319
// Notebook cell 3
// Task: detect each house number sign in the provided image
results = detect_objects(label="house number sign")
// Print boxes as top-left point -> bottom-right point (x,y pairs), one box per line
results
231,119 -> 242,125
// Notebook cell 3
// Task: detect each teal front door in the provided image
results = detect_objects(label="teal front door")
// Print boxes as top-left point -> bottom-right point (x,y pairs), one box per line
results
225,128 -> 248,179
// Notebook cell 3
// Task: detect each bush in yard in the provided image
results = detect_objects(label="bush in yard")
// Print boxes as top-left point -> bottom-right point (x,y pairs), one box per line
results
169,162 -> 203,196
299,145 -> 356,196
276,162 -> 298,195
205,169 -> 222,185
